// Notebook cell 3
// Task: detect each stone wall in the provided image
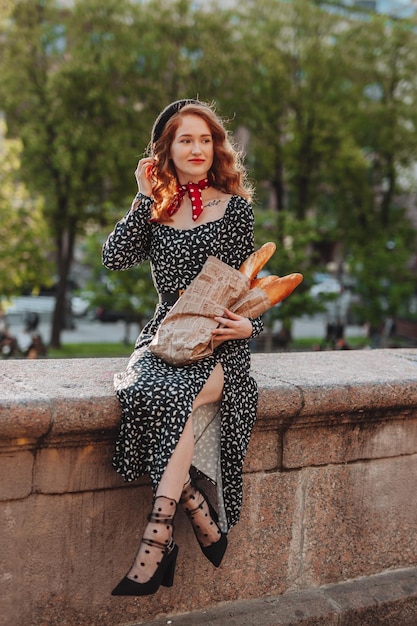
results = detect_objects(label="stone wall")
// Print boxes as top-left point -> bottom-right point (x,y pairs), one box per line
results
1,350 -> 417,626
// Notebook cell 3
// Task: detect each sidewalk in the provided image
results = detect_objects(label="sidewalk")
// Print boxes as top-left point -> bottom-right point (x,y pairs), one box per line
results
7,314 -> 367,346
7,316 -> 142,346
133,567 -> 417,626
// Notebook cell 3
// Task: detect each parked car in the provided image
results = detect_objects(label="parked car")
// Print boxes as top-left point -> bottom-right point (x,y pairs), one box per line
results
94,307 -> 140,323
309,277 -> 342,298
94,294 -> 144,324
71,294 -> 92,317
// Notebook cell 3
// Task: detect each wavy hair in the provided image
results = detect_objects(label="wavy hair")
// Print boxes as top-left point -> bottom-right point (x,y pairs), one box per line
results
147,102 -> 253,222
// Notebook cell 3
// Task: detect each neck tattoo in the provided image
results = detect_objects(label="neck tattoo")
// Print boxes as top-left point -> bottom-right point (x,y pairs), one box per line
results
203,199 -> 222,209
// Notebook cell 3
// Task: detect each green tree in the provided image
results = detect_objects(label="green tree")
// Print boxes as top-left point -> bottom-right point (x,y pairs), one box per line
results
2,0 -> 417,351
228,0 -> 362,341
349,221 -> 415,334
341,12 -> 417,228
253,207 -> 322,346
80,229 -> 156,343
238,1 -> 417,335
0,0 -> 153,346
0,0 -> 249,347
334,12 -> 417,327
0,119 -> 52,298
233,0 -> 359,217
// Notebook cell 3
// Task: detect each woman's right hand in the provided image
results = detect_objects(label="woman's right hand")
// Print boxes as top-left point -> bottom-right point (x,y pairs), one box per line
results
134,157 -> 155,197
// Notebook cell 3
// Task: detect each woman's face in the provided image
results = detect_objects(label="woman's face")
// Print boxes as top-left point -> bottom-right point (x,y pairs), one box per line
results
169,114 -> 214,184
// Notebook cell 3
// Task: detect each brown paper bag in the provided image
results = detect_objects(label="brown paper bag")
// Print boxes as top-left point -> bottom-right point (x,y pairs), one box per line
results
149,252 -> 303,366
149,257 -> 250,365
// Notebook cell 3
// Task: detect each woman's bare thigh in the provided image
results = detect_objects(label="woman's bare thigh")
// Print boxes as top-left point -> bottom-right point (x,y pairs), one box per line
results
193,363 -> 224,410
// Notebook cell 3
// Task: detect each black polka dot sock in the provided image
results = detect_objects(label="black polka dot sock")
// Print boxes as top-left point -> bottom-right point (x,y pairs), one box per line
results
127,496 -> 176,584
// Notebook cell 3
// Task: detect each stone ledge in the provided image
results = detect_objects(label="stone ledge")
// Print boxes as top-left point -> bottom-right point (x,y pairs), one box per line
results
2,350 -> 417,503
137,566 -> 417,626
1,350 -> 417,444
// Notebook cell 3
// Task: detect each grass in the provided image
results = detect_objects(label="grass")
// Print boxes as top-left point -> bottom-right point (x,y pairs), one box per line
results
48,342 -> 133,358
292,336 -> 370,351
46,337 -> 371,359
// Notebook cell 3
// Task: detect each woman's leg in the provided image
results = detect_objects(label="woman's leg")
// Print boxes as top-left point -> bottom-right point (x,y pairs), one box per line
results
155,416 -> 195,502
126,363 -> 224,582
156,362 -> 224,500
192,362 -> 224,412
179,363 -> 228,565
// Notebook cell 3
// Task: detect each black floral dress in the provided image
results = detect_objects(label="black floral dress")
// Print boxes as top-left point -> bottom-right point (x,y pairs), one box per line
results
102,195 -> 263,531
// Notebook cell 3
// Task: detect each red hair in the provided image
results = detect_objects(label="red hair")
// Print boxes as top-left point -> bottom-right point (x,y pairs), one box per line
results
147,103 -> 252,223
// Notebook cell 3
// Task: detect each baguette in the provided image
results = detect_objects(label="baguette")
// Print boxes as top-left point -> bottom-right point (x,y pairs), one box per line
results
239,242 -> 276,280
250,275 -> 280,289
253,273 -> 303,305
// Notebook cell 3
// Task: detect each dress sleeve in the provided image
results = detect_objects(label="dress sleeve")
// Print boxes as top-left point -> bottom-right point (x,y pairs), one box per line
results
227,197 -> 264,339
224,197 -> 256,269
249,315 -> 263,339
102,195 -> 153,270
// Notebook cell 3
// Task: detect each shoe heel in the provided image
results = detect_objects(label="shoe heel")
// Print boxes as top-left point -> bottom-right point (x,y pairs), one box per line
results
161,544 -> 178,588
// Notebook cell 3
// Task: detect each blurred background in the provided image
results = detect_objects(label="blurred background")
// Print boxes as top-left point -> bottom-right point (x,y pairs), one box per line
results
1,0 -> 417,359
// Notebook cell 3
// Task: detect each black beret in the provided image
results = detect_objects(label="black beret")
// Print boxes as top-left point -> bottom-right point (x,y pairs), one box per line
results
151,99 -> 200,146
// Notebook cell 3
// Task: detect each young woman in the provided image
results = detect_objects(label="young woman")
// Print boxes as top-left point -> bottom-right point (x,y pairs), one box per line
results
102,99 -> 263,596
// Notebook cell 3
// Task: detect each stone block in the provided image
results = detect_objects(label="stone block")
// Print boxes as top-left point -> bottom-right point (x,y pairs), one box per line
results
244,427 -> 281,473
0,450 -> 34,500
141,591 -> 340,626
49,396 -> 120,438
1,487 -> 153,626
283,417 -> 417,468
33,442 -> 130,494
0,400 -> 51,443
286,456 -> 417,589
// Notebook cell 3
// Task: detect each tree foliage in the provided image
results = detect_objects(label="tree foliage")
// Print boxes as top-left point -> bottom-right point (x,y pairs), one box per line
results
80,229 -> 157,333
0,119 -> 52,299
1,0 -> 417,347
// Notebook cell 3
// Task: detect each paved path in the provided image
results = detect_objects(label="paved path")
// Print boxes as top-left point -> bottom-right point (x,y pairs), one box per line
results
6,313 -> 367,346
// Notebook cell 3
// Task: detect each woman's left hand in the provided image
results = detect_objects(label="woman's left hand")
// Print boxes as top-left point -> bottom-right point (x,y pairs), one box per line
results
212,309 -> 253,347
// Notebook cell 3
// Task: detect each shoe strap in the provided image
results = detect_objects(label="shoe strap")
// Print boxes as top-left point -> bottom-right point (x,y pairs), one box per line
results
147,495 -> 177,525
180,482 -> 205,518
181,499 -> 204,518
147,510 -> 176,525
142,536 -> 175,552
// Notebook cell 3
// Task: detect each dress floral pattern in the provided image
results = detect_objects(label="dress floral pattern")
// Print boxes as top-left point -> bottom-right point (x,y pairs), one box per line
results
102,195 -> 263,531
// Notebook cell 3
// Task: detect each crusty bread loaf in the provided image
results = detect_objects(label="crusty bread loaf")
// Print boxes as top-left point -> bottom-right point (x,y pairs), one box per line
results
239,243 -> 302,306
238,242 -> 276,280
250,275 -> 280,289
252,273 -> 303,305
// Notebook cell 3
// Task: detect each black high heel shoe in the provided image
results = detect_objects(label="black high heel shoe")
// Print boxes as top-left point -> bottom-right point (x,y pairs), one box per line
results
111,539 -> 178,596
180,480 -> 228,568
112,496 -> 178,596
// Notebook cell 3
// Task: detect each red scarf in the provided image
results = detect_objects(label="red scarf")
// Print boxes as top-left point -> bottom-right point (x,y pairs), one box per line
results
167,178 -> 210,222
